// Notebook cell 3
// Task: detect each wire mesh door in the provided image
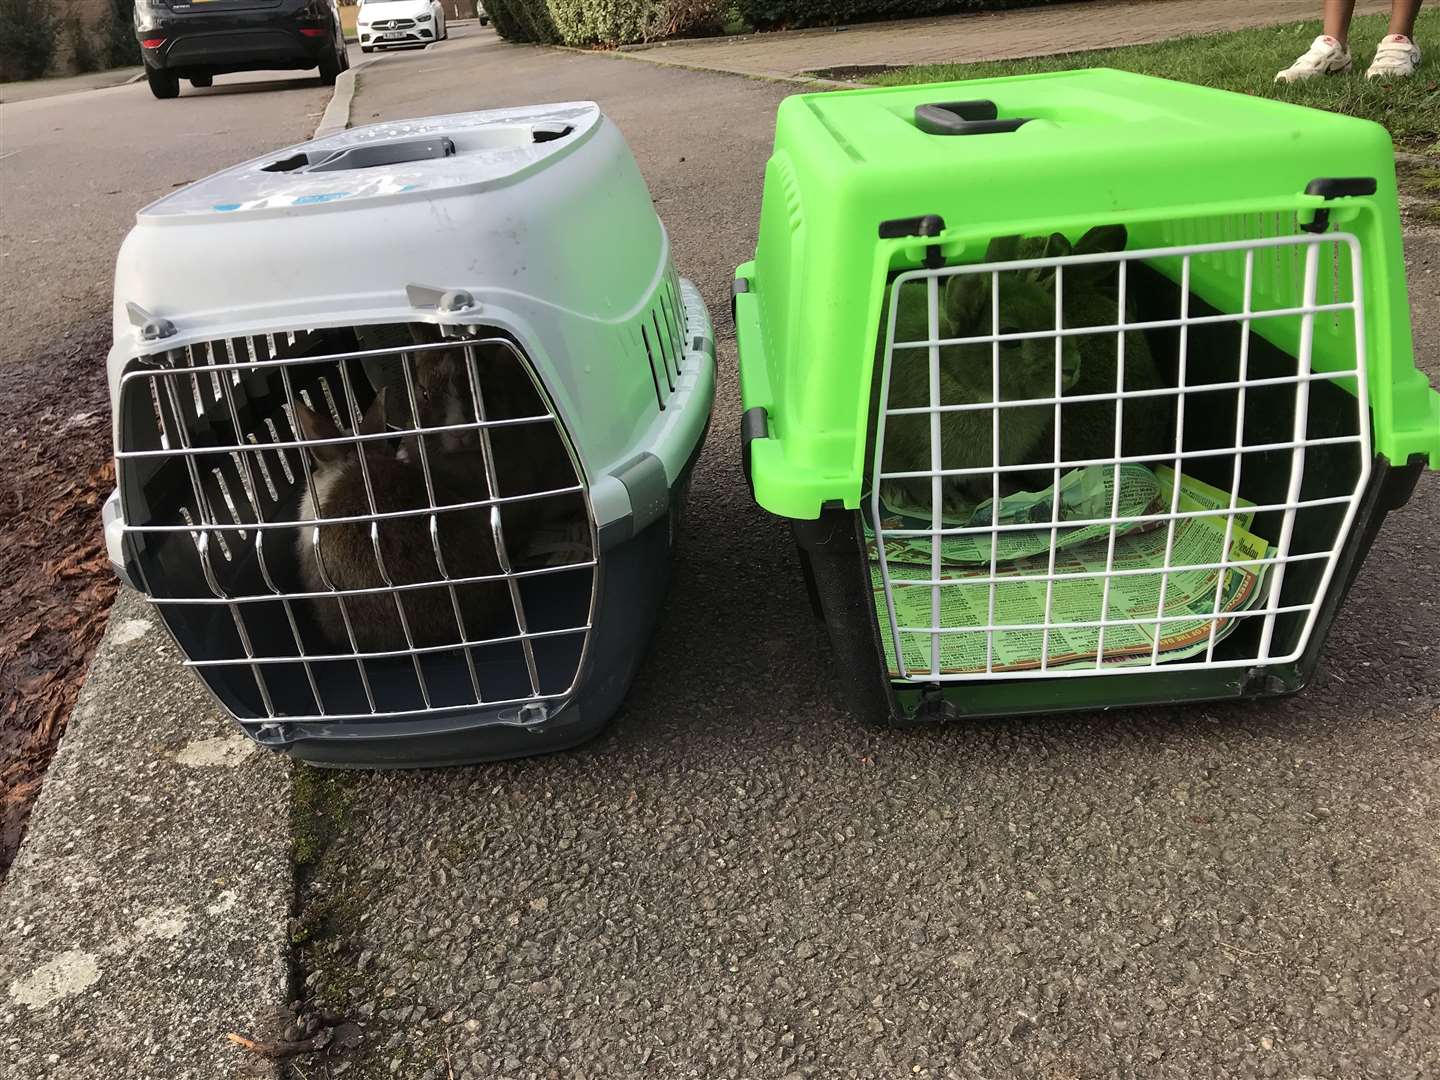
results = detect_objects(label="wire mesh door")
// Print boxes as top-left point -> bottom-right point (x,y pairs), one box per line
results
115,325 -> 598,730
869,230 -> 1372,682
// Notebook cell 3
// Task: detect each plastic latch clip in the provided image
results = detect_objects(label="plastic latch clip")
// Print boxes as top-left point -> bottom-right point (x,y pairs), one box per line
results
1301,176 -> 1377,234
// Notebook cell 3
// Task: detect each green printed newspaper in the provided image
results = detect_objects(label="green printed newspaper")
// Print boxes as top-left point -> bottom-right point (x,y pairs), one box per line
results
866,466 -> 1273,676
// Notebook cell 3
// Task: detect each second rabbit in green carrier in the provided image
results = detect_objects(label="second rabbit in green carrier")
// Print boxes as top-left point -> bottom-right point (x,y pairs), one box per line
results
734,70 -> 1439,726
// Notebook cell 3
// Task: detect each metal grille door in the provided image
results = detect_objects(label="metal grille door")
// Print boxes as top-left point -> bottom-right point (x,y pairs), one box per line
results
869,232 -> 1372,682
116,327 -> 598,732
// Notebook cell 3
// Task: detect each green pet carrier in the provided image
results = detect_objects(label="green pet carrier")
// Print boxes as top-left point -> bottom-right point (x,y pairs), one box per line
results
734,69 -> 1439,726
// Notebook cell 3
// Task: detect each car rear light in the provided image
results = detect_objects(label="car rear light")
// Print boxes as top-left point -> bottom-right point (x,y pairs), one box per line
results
140,37 -> 165,48
299,27 -> 327,37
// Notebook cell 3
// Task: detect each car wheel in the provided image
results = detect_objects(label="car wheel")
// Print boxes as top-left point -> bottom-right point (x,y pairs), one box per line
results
361,45 -> 373,53
146,65 -> 180,99
440,15 -> 448,40
337,29 -> 351,70
318,41 -> 342,85
189,73 -> 213,88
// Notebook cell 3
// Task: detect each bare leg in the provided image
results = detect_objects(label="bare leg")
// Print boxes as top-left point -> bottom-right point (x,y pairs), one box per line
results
1324,0 -> 1359,45
1388,0 -> 1423,38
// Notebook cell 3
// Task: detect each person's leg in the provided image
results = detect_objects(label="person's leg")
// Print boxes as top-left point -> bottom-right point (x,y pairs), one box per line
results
1368,0 -> 1423,76
1276,2 -> 1356,82
1324,0 -> 1359,45
1386,0 -> 1423,38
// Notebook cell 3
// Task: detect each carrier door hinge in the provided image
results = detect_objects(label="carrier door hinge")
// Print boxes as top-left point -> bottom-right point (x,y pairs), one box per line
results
1301,177 -> 1377,234
878,214 -> 946,268
406,283 -> 481,336
125,302 -> 176,344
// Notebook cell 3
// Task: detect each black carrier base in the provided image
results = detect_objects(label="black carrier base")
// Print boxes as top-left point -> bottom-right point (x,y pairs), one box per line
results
793,455 -> 1423,730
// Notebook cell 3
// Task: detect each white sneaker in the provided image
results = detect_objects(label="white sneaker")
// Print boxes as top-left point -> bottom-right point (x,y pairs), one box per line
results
1275,35 -> 1353,82
1366,34 -> 1421,78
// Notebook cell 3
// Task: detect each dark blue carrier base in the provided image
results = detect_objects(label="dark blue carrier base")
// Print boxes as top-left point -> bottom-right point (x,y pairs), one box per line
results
282,462 -> 695,769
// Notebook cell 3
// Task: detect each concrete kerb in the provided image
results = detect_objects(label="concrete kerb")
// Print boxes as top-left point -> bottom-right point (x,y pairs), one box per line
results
0,590 -> 294,1080
314,56 -> 377,139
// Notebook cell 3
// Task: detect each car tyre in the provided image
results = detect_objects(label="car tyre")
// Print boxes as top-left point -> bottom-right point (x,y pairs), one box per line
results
318,40 -> 343,85
146,65 -> 180,99
189,73 -> 213,88
361,44 -> 373,53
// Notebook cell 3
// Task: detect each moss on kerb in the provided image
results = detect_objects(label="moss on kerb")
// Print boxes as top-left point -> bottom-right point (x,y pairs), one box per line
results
291,763 -> 360,869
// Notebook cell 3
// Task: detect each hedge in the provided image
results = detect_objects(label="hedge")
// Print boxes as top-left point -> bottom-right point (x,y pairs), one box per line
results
737,0 -> 1056,32
489,0 -> 1068,47
486,0 -> 724,46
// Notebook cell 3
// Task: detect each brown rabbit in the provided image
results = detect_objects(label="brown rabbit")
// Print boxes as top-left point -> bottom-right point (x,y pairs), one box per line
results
292,390 -> 510,655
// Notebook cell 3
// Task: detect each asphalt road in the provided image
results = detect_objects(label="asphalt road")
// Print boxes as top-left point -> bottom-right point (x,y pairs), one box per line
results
281,32 -> 1440,1080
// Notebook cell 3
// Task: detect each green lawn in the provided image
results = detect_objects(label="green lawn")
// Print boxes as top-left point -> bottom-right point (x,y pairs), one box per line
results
871,10 -> 1439,155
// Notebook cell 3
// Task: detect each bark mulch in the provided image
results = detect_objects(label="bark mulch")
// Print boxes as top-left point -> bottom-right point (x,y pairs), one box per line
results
2,326 -> 118,878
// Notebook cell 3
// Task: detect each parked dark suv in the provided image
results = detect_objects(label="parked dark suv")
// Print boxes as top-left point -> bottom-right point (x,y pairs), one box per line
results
133,0 -> 349,99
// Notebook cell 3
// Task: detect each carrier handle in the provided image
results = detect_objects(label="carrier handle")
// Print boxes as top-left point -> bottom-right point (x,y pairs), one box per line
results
261,137 -> 458,174
914,100 -> 1032,136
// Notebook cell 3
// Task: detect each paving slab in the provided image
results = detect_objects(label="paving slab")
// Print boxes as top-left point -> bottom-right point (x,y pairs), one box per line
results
0,67 -> 143,105
0,589 -> 293,1079
280,32 -> 1440,1080
615,0 -> 1393,81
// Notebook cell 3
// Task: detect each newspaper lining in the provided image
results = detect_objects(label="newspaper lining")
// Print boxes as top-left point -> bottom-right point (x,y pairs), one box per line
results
867,465 -> 1273,676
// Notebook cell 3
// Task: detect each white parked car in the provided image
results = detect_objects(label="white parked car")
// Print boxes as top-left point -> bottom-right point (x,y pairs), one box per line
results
357,0 -> 446,52
475,2 -> 489,26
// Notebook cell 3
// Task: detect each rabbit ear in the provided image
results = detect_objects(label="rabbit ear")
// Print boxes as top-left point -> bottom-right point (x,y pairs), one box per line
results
1074,224 -> 1128,256
1042,232 -> 1073,260
984,234 -> 1022,264
295,400 -> 344,463
1063,225 -> 1129,291
360,388 -> 388,438
943,270 -> 989,331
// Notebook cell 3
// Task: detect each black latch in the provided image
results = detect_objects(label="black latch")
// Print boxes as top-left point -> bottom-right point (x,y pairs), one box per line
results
731,276 -> 750,326
1301,176 -> 1377,234
878,214 -> 946,268
741,406 -> 769,498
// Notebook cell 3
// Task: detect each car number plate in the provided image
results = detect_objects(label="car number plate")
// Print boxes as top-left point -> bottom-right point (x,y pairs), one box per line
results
382,31 -> 408,39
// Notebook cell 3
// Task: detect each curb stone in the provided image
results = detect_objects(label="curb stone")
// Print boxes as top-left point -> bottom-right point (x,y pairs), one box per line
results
0,589 -> 292,1080
314,57 -> 376,139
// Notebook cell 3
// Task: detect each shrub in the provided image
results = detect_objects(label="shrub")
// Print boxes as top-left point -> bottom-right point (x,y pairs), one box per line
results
490,0 -> 726,46
66,10 -> 98,72
0,0 -> 59,79
490,0 -> 1067,46
735,0 -> 1055,31
99,0 -> 140,67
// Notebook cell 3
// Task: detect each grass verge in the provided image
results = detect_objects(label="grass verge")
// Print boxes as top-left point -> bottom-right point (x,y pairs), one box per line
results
870,10 -> 1439,155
